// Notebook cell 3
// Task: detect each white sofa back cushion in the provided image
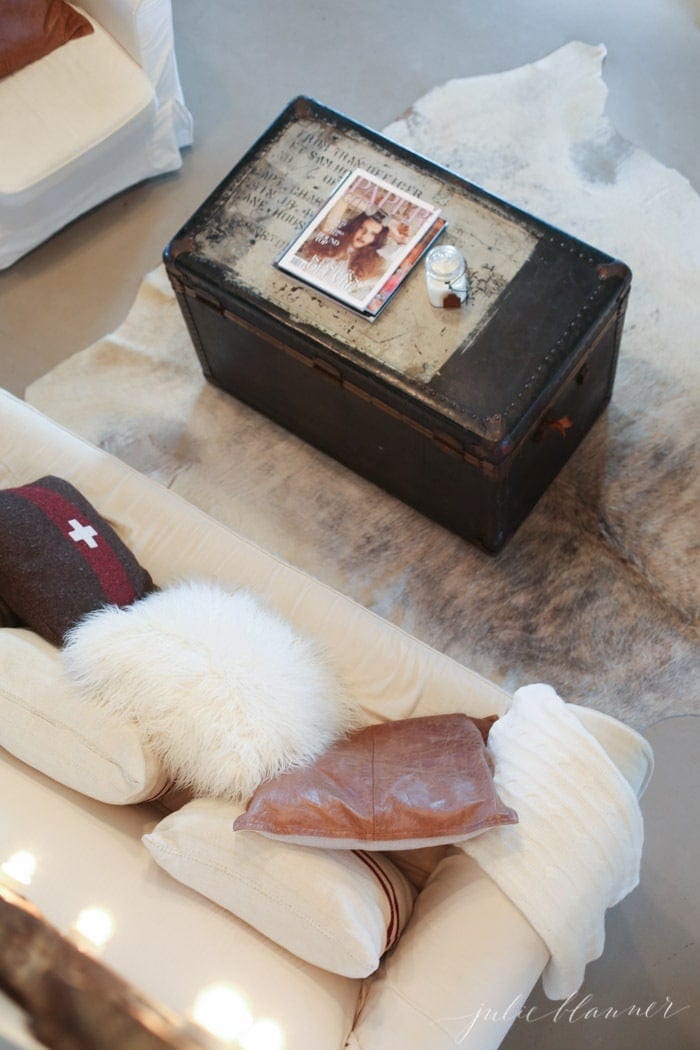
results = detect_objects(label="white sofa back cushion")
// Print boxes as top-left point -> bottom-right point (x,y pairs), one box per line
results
0,627 -> 166,804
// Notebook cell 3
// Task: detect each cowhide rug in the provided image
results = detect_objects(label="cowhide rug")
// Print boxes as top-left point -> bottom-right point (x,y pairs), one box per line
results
27,42 -> 699,729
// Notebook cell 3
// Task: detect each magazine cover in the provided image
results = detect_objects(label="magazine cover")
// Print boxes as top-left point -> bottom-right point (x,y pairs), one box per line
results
276,169 -> 442,315
365,215 -> 447,318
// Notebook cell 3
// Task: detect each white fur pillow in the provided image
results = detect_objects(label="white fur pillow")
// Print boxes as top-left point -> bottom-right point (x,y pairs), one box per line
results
62,580 -> 362,800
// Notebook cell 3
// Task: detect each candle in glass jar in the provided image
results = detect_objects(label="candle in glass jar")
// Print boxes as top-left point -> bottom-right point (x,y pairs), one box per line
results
425,245 -> 469,308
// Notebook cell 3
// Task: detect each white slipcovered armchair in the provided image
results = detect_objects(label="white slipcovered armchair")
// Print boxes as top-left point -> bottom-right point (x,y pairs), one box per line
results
0,0 -> 193,269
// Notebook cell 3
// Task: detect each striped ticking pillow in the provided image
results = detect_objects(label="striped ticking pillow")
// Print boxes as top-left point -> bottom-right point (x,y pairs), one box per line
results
0,476 -> 154,645
143,796 -> 416,978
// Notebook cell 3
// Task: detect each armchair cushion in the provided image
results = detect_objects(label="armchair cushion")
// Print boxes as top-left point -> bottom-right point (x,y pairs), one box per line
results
0,0 -> 191,269
0,14 -> 154,198
0,1 -> 93,78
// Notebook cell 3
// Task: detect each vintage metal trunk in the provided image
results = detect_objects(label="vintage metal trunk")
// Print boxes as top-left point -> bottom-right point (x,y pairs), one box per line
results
163,97 -> 631,553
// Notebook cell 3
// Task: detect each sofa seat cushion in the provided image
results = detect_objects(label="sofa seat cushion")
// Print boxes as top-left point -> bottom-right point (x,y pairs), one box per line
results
0,750 -> 360,1050
0,8 -> 154,197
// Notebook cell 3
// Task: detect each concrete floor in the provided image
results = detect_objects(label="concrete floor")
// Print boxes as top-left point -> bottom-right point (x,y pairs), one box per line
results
0,1 -> 698,1046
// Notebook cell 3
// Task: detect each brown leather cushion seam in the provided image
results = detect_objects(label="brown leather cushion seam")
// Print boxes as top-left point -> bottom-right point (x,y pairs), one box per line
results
238,811 -> 514,840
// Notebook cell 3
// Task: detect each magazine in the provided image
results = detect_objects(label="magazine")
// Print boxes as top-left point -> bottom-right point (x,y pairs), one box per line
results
276,169 -> 445,320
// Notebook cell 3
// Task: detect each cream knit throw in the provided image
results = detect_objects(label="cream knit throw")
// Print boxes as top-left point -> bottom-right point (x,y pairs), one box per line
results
459,684 -> 644,1000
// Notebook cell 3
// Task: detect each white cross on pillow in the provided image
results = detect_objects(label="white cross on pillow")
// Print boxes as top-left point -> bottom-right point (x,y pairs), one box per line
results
68,519 -> 98,549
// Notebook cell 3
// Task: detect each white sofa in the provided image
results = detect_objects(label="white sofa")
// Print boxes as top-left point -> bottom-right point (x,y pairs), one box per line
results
0,389 -> 653,1050
0,0 -> 193,269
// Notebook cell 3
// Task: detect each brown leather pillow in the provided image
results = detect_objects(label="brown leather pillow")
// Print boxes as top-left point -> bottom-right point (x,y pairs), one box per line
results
0,476 -> 155,645
0,1 -> 94,79
233,713 -> 518,849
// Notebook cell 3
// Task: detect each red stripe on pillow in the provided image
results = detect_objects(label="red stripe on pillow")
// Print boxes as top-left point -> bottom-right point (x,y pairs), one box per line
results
14,484 -> 136,606
353,850 -> 401,951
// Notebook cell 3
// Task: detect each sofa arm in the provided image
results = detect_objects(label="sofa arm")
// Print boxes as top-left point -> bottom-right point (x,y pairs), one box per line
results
350,851 -> 549,1050
80,0 -> 193,146
350,695 -> 651,1048
568,702 -> 654,797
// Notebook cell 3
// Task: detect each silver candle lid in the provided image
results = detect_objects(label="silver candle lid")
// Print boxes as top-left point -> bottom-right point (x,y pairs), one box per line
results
425,244 -> 466,282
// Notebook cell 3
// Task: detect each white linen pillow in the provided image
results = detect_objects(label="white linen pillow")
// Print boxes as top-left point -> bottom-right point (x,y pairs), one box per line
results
0,627 -> 166,804
143,797 -> 416,979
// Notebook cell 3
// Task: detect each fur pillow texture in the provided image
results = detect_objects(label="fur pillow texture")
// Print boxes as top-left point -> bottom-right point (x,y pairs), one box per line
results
62,579 -> 363,801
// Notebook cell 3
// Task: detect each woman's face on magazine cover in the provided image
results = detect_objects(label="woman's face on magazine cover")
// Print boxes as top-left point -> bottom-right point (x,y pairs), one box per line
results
350,217 -> 384,250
